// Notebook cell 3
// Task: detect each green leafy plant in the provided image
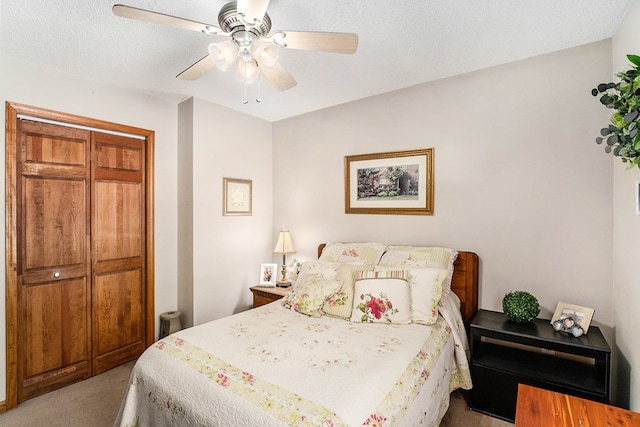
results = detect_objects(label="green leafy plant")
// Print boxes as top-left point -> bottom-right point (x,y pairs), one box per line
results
502,291 -> 540,323
591,54 -> 640,169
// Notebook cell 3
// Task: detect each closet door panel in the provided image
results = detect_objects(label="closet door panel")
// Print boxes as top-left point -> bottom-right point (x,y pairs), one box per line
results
94,181 -> 142,260
22,177 -> 86,270
92,132 -> 146,374
16,120 -> 91,402
20,278 -> 89,387
92,268 -> 144,374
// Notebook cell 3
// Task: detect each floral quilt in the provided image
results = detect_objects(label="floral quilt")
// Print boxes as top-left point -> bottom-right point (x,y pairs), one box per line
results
115,296 -> 471,427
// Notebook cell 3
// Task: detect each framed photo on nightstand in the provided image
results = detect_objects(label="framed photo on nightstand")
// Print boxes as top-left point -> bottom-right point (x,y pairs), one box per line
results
259,263 -> 277,287
551,302 -> 595,334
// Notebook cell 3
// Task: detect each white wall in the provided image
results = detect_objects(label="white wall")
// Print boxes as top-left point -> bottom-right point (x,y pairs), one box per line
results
273,41 -> 614,335
188,97 -> 273,325
612,0 -> 640,411
0,54 -> 179,403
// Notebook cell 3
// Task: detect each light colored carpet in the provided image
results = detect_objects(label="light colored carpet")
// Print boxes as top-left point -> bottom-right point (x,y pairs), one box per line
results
0,361 -> 512,426
442,391 -> 513,427
0,361 -> 134,427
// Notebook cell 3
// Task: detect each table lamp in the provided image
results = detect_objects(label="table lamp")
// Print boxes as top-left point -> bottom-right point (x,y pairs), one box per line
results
273,228 -> 295,287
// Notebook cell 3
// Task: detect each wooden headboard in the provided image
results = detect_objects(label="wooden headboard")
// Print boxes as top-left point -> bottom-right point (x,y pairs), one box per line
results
317,244 -> 479,328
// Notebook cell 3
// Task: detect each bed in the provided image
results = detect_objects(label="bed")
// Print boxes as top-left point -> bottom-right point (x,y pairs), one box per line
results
115,243 -> 479,427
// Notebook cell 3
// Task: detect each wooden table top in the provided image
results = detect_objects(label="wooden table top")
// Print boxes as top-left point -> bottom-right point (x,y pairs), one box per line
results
515,384 -> 640,427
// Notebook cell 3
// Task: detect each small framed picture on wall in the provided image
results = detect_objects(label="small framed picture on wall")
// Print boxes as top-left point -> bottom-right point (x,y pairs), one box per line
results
223,177 -> 252,216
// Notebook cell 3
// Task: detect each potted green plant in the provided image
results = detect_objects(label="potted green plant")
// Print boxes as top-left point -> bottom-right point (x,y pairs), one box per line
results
591,54 -> 640,169
502,291 -> 540,323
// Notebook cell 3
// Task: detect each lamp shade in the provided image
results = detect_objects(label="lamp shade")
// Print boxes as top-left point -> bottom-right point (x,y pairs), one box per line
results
236,59 -> 260,84
208,40 -> 237,71
273,229 -> 295,254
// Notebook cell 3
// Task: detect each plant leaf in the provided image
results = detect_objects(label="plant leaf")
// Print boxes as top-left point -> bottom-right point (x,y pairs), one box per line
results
628,54 -> 640,67
607,134 -> 618,146
614,145 -> 622,156
601,127 -> 612,136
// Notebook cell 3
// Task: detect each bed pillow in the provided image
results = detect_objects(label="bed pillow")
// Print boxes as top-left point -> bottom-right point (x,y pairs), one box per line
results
282,274 -> 342,317
378,246 -> 458,307
350,271 -> 411,324
319,242 -> 387,266
295,260 -> 343,281
322,264 -> 374,320
375,265 -> 447,325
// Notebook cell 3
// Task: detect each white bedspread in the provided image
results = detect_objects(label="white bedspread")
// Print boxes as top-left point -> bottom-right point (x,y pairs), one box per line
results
115,296 -> 471,427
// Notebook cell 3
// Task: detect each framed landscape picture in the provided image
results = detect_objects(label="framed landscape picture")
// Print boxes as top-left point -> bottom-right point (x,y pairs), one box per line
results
344,148 -> 433,215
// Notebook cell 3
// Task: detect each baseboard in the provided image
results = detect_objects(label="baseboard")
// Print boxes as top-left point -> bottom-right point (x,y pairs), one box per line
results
0,400 -> 7,413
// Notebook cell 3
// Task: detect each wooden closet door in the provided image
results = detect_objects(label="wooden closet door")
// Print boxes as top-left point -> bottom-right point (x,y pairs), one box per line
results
91,132 -> 146,374
16,120 -> 91,402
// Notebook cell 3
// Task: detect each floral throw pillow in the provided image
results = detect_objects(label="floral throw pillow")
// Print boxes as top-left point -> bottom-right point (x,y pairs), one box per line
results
322,264 -> 373,320
319,242 -> 387,266
350,271 -> 411,324
297,260 -> 343,279
282,274 -> 342,317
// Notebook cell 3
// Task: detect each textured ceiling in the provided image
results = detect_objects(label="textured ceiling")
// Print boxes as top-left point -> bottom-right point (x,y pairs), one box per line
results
0,0 -> 631,122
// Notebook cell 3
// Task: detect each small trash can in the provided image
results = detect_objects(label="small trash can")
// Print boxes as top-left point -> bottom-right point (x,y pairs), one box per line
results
159,311 -> 182,339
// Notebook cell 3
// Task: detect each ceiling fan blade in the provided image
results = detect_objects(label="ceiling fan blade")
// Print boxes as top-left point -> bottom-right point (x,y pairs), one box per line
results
262,63 -> 297,91
237,0 -> 271,25
275,31 -> 358,54
113,4 -> 220,34
176,55 -> 215,80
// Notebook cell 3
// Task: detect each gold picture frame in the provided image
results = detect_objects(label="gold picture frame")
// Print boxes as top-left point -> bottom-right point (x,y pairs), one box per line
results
551,302 -> 595,334
223,177 -> 252,216
345,148 -> 434,215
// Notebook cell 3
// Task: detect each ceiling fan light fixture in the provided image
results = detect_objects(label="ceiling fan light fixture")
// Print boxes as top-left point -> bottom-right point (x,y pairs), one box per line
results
238,46 -> 253,62
113,1 -> 357,97
236,59 -> 260,84
208,41 -> 237,71
253,42 -> 278,70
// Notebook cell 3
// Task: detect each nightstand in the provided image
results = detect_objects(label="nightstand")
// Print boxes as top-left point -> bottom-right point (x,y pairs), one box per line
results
250,286 -> 291,308
469,309 -> 610,423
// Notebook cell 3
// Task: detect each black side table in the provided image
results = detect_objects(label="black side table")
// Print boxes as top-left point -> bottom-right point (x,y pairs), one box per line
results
469,309 -> 610,422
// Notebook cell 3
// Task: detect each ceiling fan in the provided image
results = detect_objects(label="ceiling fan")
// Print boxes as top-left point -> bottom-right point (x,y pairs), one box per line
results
113,1 -> 358,100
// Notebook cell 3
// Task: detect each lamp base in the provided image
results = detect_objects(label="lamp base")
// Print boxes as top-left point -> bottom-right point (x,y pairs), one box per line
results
276,281 -> 291,288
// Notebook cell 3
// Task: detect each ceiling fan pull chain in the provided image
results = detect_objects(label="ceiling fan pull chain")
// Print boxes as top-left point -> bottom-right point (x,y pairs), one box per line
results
242,82 -> 249,104
256,74 -> 263,103
242,61 -> 249,104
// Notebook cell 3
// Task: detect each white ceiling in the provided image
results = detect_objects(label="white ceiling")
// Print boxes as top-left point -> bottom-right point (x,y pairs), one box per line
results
0,0 -> 631,122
